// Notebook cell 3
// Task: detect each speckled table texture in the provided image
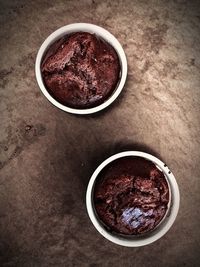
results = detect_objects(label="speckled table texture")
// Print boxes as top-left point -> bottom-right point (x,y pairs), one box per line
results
0,0 -> 200,266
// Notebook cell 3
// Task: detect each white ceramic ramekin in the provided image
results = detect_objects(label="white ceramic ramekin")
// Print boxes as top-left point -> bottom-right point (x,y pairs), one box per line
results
35,23 -> 127,115
86,151 -> 180,247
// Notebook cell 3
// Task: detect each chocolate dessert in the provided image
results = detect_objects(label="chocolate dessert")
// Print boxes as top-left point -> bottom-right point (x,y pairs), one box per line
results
94,157 -> 170,235
41,32 -> 120,109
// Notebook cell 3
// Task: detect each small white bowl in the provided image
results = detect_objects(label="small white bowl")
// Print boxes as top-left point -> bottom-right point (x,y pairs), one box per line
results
35,23 -> 127,115
86,151 -> 180,247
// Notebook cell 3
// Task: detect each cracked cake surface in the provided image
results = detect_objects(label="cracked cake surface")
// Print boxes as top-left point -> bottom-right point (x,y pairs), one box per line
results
94,157 -> 170,235
41,32 -> 120,109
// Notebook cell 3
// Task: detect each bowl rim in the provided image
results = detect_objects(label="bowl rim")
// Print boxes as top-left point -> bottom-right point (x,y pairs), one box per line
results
86,151 -> 180,247
35,23 -> 127,115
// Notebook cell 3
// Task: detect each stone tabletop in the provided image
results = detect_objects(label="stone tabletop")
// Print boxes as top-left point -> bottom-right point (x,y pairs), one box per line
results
0,0 -> 200,266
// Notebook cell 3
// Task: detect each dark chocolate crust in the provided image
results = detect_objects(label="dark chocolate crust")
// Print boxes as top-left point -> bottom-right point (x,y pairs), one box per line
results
41,32 -> 120,109
94,157 -> 169,235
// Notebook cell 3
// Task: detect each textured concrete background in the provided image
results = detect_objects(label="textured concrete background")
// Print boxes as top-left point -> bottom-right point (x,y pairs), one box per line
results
0,0 -> 200,266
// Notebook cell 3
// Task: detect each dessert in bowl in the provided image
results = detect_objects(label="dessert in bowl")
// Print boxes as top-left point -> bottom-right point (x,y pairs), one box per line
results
86,151 -> 180,247
35,23 -> 127,114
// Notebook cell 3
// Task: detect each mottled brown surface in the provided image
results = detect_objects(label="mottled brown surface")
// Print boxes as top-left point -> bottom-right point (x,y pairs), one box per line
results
0,0 -> 200,266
